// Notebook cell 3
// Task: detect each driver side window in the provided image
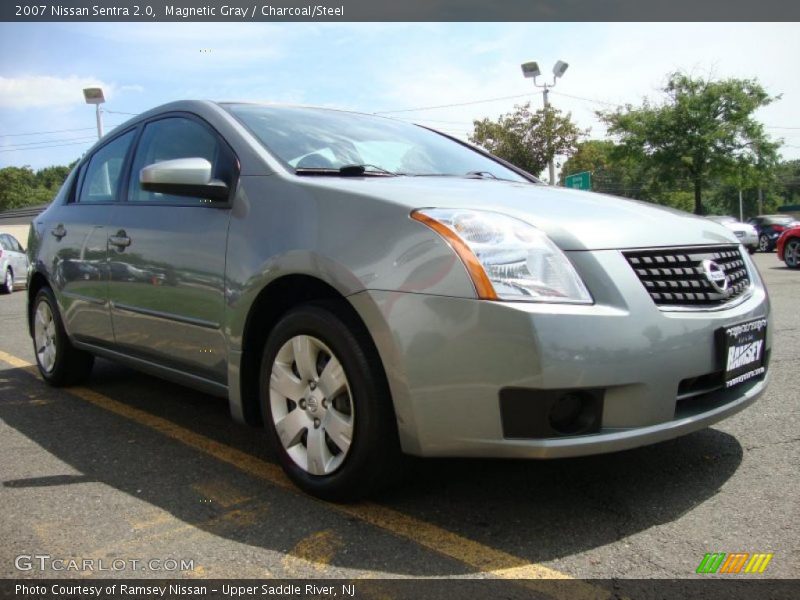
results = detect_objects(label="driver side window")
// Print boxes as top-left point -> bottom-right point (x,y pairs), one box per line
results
128,116 -> 232,205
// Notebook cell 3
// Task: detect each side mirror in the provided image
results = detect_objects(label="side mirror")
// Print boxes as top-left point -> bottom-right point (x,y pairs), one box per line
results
140,158 -> 229,201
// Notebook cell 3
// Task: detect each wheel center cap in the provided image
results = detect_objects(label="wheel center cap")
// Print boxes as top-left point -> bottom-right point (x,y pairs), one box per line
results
306,395 -> 319,413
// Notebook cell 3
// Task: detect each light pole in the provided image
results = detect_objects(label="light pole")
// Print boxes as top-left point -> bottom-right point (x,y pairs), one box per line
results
521,60 -> 569,186
82,87 -> 105,139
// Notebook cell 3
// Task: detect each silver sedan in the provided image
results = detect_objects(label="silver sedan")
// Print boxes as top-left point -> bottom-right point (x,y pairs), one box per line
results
26,102 -> 770,500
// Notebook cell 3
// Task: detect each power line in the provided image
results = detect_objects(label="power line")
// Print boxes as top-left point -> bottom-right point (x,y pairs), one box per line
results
549,90 -> 622,107
104,109 -> 139,116
1,135 -> 98,149
401,117 -> 475,125
374,93 -> 535,114
0,126 -> 97,138
0,139 -> 94,153
0,121 -> 125,139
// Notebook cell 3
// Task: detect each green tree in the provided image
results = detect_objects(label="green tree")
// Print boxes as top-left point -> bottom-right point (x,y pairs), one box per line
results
559,140 -> 653,198
598,72 -> 781,215
470,102 -> 585,179
0,163 -> 73,211
775,159 -> 800,206
35,164 -> 72,190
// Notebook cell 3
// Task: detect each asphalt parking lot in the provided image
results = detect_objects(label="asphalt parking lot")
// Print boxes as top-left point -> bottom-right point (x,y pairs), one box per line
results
0,252 -> 797,586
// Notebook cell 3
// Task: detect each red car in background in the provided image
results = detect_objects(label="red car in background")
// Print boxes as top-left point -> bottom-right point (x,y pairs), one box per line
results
777,225 -> 800,268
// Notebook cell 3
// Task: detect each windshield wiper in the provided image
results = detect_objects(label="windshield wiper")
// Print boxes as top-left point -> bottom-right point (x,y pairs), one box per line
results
465,170 -> 498,179
295,164 -> 398,177
408,171 -> 518,182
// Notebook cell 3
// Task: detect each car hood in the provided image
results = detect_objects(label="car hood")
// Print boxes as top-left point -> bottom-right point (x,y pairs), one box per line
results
302,176 -> 739,251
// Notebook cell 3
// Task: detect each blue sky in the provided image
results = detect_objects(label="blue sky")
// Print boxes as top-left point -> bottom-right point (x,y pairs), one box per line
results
1,22 -> 799,173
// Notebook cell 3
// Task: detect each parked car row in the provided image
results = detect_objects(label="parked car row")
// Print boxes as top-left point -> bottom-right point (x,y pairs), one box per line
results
705,214 -> 800,269
747,214 -> 799,252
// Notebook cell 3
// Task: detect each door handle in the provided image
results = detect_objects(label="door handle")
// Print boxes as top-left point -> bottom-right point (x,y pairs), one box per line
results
109,231 -> 132,248
50,224 -> 67,239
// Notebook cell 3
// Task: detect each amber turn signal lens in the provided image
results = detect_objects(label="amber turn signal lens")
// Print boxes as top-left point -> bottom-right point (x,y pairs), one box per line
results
411,210 -> 498,300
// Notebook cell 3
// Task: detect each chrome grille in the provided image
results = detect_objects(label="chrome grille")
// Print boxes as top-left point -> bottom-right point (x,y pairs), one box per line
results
623,245 -> 751,308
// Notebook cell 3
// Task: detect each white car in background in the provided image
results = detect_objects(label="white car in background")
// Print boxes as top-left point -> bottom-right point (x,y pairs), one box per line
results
706,216 -> 758,253
0,233 -> 29,294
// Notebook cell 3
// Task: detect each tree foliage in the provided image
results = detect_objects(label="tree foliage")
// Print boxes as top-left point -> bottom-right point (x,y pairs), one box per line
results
470,102 -> 585,179
598,72 -> 781,215
0,163 -> 74,212
559,140 -> 649,198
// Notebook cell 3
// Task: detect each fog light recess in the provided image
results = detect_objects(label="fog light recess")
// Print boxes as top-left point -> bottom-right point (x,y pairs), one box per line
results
548,392 -> 599,435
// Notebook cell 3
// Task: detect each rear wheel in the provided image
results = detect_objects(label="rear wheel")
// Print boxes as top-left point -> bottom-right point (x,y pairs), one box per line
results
784,239 -> 800,269
32,286 -> 94,386
1,268 -> 12,294
759,234 -> 771,252
260,302 -> 401,501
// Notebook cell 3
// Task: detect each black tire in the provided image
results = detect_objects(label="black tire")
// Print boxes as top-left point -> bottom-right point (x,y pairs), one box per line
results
784,238 -> 800,269
259,301 -> 401,501
1,268 -> 12,294
31,286 -> 94,386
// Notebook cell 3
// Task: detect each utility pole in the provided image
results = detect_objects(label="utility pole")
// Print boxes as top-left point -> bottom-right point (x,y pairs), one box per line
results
542,86 -> 555,187
739,188 -> 744,222
94,104 -> 103,139
521,60 -> 569,186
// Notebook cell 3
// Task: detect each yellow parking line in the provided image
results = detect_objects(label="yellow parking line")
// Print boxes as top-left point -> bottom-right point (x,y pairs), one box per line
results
192,480 -> 252,508
282,530 -> 345,575
0,350 -> 607,599
0,350 -> 36,370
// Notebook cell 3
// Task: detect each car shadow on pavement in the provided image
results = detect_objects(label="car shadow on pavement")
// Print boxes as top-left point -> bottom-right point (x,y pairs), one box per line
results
0,359 -> 744,577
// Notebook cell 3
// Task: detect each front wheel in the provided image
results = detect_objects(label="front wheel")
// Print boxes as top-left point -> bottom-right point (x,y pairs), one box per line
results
784,239 -> 800,269
260,302 -> 401,501
32,286 -> 94,386
758,234 -> 771,252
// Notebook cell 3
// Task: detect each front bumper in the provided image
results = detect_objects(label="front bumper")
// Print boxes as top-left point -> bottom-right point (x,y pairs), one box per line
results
349,248 -> 770,458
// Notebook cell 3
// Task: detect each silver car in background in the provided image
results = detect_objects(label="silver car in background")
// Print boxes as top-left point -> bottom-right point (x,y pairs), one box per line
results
706,215 -> 758,253
1,233 -> 28,294
26,101 -> 770,500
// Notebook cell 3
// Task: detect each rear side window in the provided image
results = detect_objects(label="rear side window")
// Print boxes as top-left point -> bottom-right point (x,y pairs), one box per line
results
127,116 -> 234,205
0,235 -> 9,251
78,130 -> 136,204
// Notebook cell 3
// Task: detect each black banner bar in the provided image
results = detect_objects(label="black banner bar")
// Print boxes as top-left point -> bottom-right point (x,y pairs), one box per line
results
2,0 -> 800,22
2,579 -> 800,600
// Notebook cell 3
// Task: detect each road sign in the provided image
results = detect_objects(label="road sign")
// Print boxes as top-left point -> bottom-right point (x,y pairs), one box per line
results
564,171 -> 591,190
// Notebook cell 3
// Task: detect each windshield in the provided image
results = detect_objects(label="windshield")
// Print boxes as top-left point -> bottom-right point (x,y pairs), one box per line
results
225,104 -> 530,182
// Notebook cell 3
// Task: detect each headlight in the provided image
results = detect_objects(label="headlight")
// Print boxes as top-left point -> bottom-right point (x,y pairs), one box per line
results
411,208 -> 593,304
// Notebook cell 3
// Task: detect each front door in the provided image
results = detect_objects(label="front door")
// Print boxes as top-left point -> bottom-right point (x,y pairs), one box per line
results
107,115 -> 237,382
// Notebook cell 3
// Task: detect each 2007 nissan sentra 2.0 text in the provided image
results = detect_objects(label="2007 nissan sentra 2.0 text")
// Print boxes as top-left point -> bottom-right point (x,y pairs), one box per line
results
25,101 -> 770,500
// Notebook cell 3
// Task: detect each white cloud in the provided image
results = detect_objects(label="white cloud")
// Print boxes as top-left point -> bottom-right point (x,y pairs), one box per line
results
0,75 -> 114,109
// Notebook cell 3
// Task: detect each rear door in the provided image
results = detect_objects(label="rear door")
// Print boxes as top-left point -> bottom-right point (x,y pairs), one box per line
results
43,129 -> 137,344
107,114 -> 237,382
